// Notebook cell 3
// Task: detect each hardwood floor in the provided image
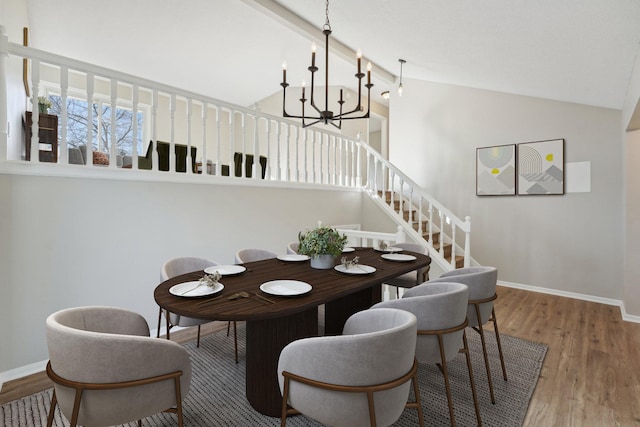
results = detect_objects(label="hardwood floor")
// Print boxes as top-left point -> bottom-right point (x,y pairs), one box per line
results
2,287 -> 640,425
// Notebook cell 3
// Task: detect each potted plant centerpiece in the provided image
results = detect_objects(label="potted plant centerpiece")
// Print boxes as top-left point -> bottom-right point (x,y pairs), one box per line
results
298,225 -> 348,269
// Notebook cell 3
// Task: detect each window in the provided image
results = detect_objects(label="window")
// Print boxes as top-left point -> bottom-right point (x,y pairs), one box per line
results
48,94 -> 144,156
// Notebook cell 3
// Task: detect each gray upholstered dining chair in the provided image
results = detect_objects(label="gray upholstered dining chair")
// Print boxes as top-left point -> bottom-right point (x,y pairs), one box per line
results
373,282 -> 481,427
278,308 -> 424,427
382,242 -> 430,297
432,266 -> 506,404
286,242 -> 299,254
160,257 -> 239,363
235,248 -> 278,263
45,306 -> 191,427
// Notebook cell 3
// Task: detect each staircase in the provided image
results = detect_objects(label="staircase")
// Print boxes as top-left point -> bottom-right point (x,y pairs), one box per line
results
357,144 -> 472,273
379,191 -> 465,268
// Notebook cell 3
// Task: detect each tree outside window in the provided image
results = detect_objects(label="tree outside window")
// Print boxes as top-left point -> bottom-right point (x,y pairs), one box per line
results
48,95 -> 144,156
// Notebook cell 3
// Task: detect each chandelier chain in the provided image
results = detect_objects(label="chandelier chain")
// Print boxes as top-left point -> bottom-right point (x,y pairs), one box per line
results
324,0 -> 331,31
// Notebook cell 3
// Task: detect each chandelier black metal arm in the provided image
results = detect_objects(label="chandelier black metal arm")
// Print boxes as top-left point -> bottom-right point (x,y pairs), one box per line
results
280,5 -> 373,130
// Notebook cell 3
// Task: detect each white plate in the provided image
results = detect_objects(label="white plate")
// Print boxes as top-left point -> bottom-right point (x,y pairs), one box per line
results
374,246 -> 403,253
277,254 -> 310,262
342,247 -> 355,253
260,280 -> 312,296
334,264 -> 377,275
169,281 -> 224,297
381,253 -> 417,262
204,265 -> 247,276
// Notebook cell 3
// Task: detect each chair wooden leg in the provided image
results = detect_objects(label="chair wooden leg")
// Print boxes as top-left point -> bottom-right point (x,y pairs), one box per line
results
281,377 -> 290,427
475,308 -> 496,404
196,325 -> 201,348
233,321 -> 238,364
137,420 -> 142,427
437,335 -> 457,427
409,371 -> 425,427
366,390 -> 378,427
166,311 -> 171,341
173,377 -> 184,427
157,307 -> 163,338
46,389 -> 57,427
491,307 -> 508,381
226,320 -> 231,337
462,330 -> 482,426
70,388 -> 84,427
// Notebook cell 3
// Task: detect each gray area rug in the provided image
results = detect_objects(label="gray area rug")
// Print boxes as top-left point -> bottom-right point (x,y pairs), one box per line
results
1,324 -> 546,426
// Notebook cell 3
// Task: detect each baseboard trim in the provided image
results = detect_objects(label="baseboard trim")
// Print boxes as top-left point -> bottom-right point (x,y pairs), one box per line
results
498,280 -> 640,324
0,359 -> 48,392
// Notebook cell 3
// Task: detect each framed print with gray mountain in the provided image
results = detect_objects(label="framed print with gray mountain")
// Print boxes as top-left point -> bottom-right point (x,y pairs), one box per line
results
517,139 -> 564,195
476,144 -> 516,196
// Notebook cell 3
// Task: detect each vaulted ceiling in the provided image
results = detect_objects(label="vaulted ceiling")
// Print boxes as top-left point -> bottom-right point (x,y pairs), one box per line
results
25,0 -> 640,113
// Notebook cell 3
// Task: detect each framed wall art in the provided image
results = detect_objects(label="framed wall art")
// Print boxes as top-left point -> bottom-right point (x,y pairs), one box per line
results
476,144 -> 516,196
517,138 -> 564,195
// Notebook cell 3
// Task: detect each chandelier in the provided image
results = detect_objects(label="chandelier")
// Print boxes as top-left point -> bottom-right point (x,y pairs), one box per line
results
280,0 -> 373,129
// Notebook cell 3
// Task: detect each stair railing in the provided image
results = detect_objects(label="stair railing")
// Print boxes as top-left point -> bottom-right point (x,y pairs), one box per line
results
357,143 -> 471,269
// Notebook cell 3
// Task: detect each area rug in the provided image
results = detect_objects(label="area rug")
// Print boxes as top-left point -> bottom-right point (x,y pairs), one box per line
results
1,324 -> 546,426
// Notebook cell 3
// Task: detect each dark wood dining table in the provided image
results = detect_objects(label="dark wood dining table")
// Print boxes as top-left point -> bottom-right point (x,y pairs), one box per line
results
154,247 -> 431,417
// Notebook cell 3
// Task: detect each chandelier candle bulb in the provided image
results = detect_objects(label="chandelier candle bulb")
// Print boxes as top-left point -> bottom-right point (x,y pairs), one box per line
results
357,48 -> 362,74
282,61 -> 287,84
311,43 -> 317,67
367,62 -> 372,85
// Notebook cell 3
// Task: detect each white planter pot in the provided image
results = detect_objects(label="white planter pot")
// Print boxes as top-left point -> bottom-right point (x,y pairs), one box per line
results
310,254 -> 335,269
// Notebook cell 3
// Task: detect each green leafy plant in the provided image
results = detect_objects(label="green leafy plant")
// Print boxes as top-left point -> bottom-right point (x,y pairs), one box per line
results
298,226 -> 348,257
37,96 -> 52,110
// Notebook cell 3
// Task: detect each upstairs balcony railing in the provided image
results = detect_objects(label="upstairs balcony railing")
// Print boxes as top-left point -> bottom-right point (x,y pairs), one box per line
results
0,28 -> 471,269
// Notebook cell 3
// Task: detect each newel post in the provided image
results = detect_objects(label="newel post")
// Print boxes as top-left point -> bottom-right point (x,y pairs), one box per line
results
0,26 -> 8,161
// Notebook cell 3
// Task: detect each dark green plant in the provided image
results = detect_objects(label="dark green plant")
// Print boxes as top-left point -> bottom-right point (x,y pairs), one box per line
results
298,226 -> 348,257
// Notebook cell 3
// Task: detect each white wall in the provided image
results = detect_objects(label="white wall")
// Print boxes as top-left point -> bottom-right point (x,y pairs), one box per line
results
624,129 -> 640,315
390,78 -> 624,303
0,173 -> 363,374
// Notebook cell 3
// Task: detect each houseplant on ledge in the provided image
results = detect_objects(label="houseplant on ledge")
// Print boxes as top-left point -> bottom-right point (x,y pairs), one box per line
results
298,225 -> 348,269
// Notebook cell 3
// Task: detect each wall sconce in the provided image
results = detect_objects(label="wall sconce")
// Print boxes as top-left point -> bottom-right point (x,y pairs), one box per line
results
381,91 -> 390,100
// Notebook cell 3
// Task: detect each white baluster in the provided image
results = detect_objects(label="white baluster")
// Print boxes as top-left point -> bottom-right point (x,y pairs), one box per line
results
303,128 -> 308,182
229,110 -> 234,176
186,98 -> 193,175
169,93 -> 176,173
311,131 -> 316,183
86,73 -> 94,166
464,216 -> 471,268
451,223 -> 457,269
252,110 -> 259,179
214,105 -> 220,175
241,112 -> 246,177
276,121 -> 282,180
438,211 -> 445,258
332,135 -> 337,185
418,195 -> 423,236
151,88 -> 158,171
285,124 -> 291,181
131,85 -> 139,170
109,79 -> 117,168
408,187 -> 414,224
59,66 -> 68,164
428,203 -> 434,245
29,59 -> 40,162
266,119 -> 272,180
356,139 -> 362,187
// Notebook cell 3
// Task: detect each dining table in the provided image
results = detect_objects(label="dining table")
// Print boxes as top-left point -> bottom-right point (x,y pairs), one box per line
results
154,247 -> 431,417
